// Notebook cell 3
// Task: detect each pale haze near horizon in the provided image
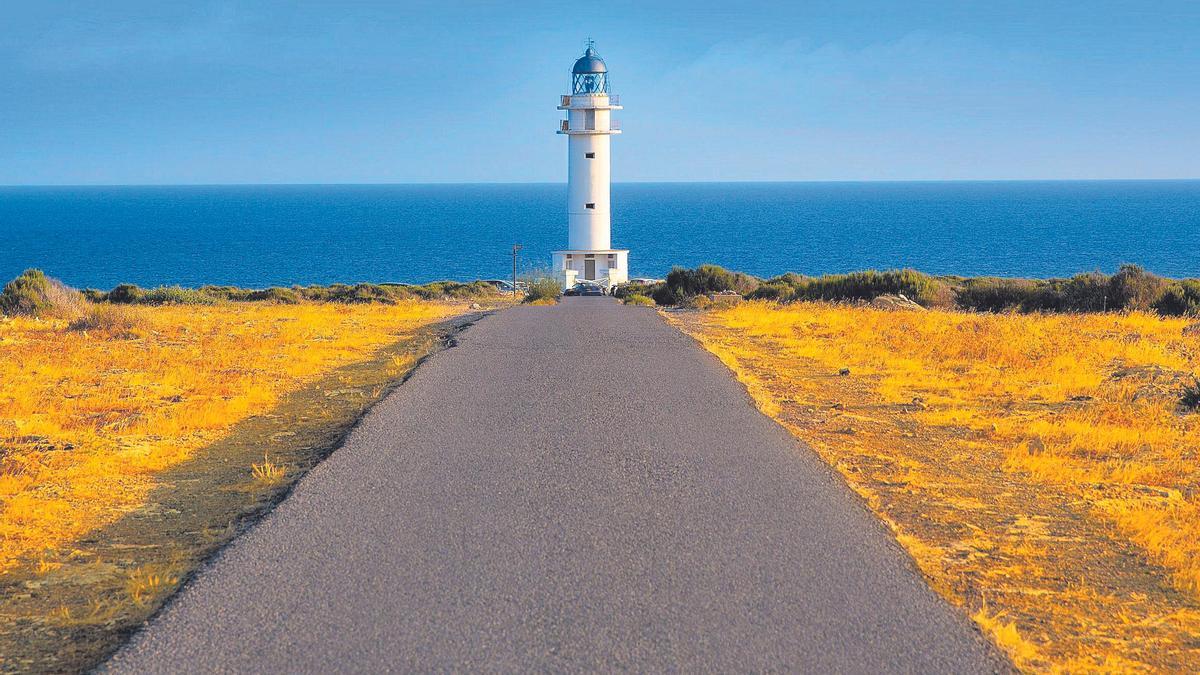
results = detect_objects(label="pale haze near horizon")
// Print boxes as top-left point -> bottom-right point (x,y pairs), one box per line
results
1,1 -> 1197,185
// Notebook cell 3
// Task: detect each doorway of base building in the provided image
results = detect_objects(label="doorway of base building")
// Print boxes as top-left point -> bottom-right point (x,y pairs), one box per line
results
584,258 -> 596,280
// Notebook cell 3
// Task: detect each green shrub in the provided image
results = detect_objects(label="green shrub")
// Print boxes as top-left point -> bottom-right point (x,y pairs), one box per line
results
1154,280 -> 1200,317
348,283 -> 398,304
658,265 -> 759,304
955,277 -> 1041,312
440,281 -> 501,300
747,281 -> 796,302
524,278 -> 562,303
200,285 -> 256,301
246,287 -> 303,304
622,294 -> 655,307
791,269 -> 945,307
1057,272 -> 1111,312
99,284 -> 217,305
144,286 -> 217,305
613,281 -> 663,302
105,283 -> 145,304
1181,378 -> 1200,412
1,269 -> 54,316
0,269 -> 85,318
402,280 -> 500,301
1108,264 -> 1167,311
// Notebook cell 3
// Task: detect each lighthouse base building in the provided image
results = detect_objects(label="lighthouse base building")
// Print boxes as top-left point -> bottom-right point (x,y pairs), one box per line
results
554,42 -> 629,290
551,250 -> 629,289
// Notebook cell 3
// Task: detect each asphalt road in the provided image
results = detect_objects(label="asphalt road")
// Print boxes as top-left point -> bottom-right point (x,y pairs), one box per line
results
106,298 -> 1006,673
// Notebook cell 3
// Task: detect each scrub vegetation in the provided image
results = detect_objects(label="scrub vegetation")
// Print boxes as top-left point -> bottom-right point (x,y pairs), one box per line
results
83,278 -> 501,305
0,270 -> 490,671
628,264 -> 1200,317
670,301 -> 1200,672
523,277 -> 563,304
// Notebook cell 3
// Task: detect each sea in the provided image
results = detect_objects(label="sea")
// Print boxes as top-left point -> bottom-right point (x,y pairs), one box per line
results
1,181 -> 1197,290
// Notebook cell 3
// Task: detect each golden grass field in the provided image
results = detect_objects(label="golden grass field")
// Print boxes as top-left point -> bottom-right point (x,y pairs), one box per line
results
671,302 -> 1200,672
0,300 -> 473,671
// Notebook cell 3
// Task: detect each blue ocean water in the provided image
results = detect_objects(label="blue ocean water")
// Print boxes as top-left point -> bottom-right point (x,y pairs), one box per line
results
1,181 -> 1197,290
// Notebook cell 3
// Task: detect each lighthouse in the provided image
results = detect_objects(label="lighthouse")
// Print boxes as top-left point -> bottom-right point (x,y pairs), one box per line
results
553,41 -> 629,289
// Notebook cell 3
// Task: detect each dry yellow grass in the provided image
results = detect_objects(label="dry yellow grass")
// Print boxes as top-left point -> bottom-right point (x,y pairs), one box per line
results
670,302 -> 1200,672
0,301 -> 458,574
0,299 -> 473,670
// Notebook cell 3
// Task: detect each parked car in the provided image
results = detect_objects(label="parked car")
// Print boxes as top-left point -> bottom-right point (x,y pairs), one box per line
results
481,279 -> 517,293
566,283 -> 605,297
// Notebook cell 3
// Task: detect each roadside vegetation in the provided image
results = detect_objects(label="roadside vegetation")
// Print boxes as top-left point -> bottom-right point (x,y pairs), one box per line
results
0,270 -> 495,671
82,278 -> 501,305
523,277 -> 563,305
623,263 -> 1200,317
670,301 -> 1200,671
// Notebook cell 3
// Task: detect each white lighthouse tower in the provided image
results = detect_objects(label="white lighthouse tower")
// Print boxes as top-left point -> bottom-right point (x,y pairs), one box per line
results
553,41 -> 629,289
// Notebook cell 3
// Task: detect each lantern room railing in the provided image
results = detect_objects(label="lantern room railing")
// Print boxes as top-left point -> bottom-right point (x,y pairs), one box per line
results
559,94 -> 621,108
559,119 -> 621,132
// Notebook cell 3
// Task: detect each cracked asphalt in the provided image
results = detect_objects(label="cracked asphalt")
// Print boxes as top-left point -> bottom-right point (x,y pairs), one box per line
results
105,297 -> 1007,673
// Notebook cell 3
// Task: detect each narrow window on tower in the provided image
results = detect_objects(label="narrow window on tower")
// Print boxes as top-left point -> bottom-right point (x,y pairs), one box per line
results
585,203 -> 595,209
585,152 -> 596,159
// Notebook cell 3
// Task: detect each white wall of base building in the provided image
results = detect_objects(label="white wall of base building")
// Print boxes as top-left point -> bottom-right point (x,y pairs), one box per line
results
552,250 -> 629,289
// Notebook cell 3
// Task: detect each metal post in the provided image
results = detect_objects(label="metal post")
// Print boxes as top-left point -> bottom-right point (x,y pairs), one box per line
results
512,244 -> 522,297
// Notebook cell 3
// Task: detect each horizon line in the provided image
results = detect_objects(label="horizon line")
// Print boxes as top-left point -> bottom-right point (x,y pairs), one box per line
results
2,177 -> 1199,189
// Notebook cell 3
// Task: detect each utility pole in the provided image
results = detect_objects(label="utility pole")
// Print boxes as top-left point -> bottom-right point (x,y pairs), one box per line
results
512,244 -> 522,297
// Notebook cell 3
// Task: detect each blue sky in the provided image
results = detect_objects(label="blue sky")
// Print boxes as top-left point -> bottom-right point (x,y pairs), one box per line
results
1,1 -> 1197,184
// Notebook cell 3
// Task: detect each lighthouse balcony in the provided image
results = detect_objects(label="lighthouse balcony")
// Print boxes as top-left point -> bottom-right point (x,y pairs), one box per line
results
557,119 -> 621,135
558,94 -> 622,110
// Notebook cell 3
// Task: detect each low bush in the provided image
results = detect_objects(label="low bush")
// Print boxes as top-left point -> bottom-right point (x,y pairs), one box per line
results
953,269 -> 1174,314
93,279 -> 499,306
524,278 -> 562,304
246,287 -> 303,304
746,281 -> 797,302
1108,264 -> 1168,311
416,280 -> 500,300
199,285 -> 254,301
1181,378 -> 1200,412
955,277 -> 1041,312
613,281 -> 664,303
1155,280 -> 1200,317
0,269 -> 86,319
1056,272 -> 1111,312
105,283 -> 146,304
622,294 -> 656,307
67,303 -> 145,337
100,284 -> 217,305
791,269 -> 946,307
146,286 -> 218,305
657,265 -> 759,304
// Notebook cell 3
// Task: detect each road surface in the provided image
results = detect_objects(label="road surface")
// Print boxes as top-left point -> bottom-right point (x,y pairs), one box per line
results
106,298 -> 1007,673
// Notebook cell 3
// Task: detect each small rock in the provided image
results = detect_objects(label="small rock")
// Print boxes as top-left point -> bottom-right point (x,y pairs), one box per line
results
469,303 -> 481,310
838,368 -> 851,376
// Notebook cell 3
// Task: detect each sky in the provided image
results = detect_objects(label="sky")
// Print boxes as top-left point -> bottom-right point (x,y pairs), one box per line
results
1,1 -> 1197,184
